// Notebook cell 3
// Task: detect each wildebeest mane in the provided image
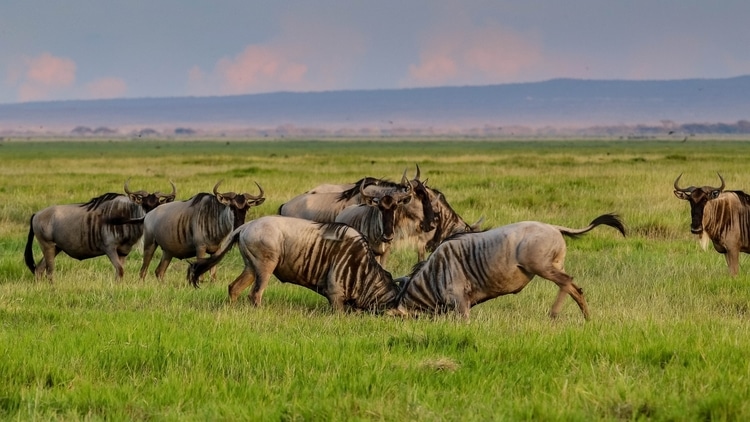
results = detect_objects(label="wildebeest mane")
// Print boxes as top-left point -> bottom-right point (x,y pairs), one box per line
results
337,177 -> 401,202
80,192 -> 123,212
317,221 -> 354,240
729,190 -> 750,206
318,221 -> 384,265
189,192 -> 214,207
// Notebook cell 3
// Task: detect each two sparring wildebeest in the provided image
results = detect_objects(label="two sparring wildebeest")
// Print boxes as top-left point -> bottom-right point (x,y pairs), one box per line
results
187,212 -> 625,319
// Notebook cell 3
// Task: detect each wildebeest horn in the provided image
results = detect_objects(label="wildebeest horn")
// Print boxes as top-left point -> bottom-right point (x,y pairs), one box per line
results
246,181 -> 264,199
401,169 -> 412,193
168,180 -> 176,196
673,173 -> 688,192
213,180 -> 224,195
717,173 -> 725,191
414,164 -> 421,181
124,178 -> 133,195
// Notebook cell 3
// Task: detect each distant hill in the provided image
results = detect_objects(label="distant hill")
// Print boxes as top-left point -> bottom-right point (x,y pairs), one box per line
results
1,76 -> 749,138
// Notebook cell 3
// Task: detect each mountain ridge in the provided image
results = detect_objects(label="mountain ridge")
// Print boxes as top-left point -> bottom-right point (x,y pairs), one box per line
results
1,76 -> 749,137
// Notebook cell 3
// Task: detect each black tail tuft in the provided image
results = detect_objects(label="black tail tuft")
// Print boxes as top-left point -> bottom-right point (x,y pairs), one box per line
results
591,213 -> 626,237
24,214 -> 37,275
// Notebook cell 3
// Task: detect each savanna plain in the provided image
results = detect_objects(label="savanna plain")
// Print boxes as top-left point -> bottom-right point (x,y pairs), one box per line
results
2,139 -> 750,421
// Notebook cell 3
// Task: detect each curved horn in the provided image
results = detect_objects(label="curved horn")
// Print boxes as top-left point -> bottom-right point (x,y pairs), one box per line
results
168,180 -> 176,196
124,178 -> 133,195
673,173 -> 687,192
213,180 -> 224,196
717,173 -> 725,191
414,164 -> 421,181
401,169 -> 412,194
247,181 -> 264,199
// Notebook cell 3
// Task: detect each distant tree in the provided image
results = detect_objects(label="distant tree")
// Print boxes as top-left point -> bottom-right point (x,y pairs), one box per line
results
71,126 -> 93,135
174,127 -> 196,135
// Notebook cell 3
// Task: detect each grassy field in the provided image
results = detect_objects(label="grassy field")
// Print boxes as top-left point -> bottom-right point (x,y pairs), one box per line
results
2,138 -> 750,420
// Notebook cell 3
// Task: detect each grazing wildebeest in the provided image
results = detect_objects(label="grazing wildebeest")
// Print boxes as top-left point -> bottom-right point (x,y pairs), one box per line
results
391,214 -> 626,320
673,173 -> 750,276
139,180 -> 265,280
24,180 -> 177,281
335,175 -> 415,265
187,216 -> 401,312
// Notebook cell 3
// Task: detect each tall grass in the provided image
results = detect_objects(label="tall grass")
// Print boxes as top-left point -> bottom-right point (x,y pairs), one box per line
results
2,139 -> 750,420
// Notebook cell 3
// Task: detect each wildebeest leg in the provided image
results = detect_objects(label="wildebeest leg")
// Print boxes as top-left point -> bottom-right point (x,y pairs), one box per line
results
139,236 -> 158,280
542,268 -> 590,320
725,250 -> 740,276
37,244 -> 58,282
154,253 -> 174,281
326,272 -> 345,312
228,268 -> 256,303
104,248 -> 125,281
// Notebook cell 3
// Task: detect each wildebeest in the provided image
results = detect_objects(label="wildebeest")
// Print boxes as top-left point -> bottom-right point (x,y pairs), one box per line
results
139,180 -> 265,280
279,167 -> 435,230
673,173 -> 750,276
187,216 -> 401,312
391,214 -> 626,320
24,180 -> 177,281
279,167 -> 436,262
335,175 -> 415,265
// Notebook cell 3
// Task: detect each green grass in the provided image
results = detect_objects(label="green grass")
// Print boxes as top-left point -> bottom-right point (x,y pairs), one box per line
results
3,138 -> 750,420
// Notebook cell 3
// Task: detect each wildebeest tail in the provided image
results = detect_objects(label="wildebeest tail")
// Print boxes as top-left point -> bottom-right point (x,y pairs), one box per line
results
555,213 -> 626,238
105,216 -> 145,225
24,214 -> 36,274
187,229 -> 241,288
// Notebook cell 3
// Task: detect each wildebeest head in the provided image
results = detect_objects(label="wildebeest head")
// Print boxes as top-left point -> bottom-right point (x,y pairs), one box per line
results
213,180 -> 266,228
673,173 -> 725,234
409,165 -> 437,233
360,173 -> 413,242
124,179 -> 177,212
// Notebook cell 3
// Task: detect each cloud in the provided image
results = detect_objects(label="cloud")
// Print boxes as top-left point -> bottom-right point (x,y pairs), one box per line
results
404,24 -> 544,87
217,45 -> 308,94
84,77 -> 127,99
13,52 -> 76,102
188,16 -> 366,96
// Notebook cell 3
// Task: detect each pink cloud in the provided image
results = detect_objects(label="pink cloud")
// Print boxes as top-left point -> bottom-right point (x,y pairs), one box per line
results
189,45 -> 309,96
405,25 -> 543,87
16,52 -> 76,101
217,45 -> 308,94
85,77 -> 127,99
188,17 -> 366,96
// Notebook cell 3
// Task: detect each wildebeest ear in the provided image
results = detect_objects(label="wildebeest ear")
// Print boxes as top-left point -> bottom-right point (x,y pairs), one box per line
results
399,195 -> 412,205
673,190 -> 690,200
128,193 -> 143,204
709,190 -> 722,199
215,192 -> 231,205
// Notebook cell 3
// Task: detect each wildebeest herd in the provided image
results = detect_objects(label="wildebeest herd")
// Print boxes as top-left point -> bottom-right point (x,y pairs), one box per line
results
24,168 -> 746,320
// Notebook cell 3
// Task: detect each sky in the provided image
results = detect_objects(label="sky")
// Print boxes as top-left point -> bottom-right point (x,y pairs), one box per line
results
1,1 -> 749,104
